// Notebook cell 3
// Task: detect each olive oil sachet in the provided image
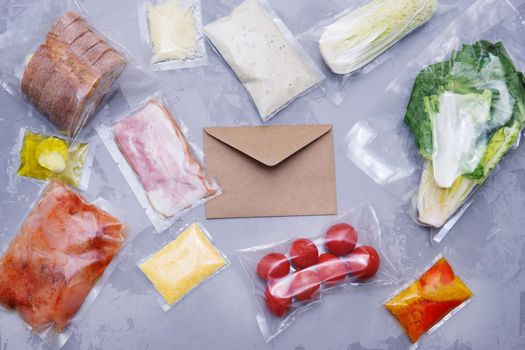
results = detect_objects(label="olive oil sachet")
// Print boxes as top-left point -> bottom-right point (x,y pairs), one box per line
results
17,130 -> 90,189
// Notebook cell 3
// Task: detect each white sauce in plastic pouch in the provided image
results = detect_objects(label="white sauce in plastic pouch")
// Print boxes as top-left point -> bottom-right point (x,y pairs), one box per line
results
203,0 -> 323,120
430,90 -> 492,188
148,0 -> 199,62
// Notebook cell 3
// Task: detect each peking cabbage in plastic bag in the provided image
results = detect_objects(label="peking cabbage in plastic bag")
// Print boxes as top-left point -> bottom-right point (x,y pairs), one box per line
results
344,0 -> 525,242
405,40 -> 525,228
319,0 -> 439,75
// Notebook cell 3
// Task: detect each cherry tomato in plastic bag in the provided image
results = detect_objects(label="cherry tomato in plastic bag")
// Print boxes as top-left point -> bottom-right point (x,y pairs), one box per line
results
324,223 -> 358,256
345,246 -> 380,280
290,269 -> 321,301
257,253 -> 290,281
316,253 -> 347,285
265,279 -> 292,317
289,238 -> 318,269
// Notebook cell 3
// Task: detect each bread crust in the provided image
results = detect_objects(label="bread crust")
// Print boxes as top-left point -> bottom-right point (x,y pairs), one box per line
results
21,12 -> 126,136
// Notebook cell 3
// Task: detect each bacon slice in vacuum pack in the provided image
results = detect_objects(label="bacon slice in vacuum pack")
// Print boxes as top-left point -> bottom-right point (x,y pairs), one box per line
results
0,181 -> 126,332
21,12 -> 127,137
113,99 -> 219,218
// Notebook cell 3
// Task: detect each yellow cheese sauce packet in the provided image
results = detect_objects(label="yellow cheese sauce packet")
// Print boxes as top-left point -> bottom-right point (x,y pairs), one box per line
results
17,130 -> 88,188
139,223 -> 227,307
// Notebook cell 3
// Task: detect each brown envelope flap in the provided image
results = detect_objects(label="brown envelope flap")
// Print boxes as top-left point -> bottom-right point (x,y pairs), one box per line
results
204,124 -> 332,166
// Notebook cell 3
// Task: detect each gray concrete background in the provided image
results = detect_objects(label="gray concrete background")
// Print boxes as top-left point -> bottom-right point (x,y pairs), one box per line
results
1,0 -> 525,349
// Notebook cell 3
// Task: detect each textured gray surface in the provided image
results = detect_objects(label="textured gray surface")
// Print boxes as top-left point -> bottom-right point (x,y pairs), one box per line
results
1,0 -> 525,349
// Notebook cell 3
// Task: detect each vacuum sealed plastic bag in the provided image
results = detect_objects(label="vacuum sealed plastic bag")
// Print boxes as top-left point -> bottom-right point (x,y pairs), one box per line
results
0,1 -> 127,139
0,180 -> 126,349
384,256 -> 472,344
299,0 -> 460,106
407,41 -> 525,230
137,222 -> 229,311
203,0 -> 324,122
137,0 -> 208,70
238,204 -> 400,342
318,0 -> 439,75
97,94 -> 221,233
345,0 -> 525,242
16,128 -> 92,190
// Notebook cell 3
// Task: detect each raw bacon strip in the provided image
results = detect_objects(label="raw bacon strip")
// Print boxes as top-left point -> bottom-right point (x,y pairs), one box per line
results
0,181 -> 125,332
114,100 -> 218,217
21,12 -> 126,137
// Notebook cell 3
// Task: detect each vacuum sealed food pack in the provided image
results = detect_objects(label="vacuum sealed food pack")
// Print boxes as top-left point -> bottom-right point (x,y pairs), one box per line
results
15,128 -> 92,189
345,0 -> 525,242
238,204 -> 400,342
0,180 -> 126,348
137,222 -> 229,311
0,0 -> 128,140
97,94 -> 221,233
203,0 -> 324,122
298,0 -> 460,106
137,0 -> 208,70
384,256 -> 472,344
317,0 -> 440,75
404,40 -> 525,231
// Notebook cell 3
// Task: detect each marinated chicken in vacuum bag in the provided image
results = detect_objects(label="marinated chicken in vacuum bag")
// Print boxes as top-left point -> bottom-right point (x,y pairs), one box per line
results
0,181 -> 126,332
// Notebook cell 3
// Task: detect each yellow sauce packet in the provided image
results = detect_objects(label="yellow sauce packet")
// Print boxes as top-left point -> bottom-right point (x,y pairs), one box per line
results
139,223 -> 227,307
17,130 -> 88,188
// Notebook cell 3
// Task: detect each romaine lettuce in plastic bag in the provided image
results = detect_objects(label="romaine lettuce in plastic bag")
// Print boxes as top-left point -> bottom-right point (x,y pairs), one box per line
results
405,40 -> 525,227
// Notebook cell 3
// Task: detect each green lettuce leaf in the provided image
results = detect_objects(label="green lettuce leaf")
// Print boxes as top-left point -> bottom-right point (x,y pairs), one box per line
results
405,40 -> 525,174
404,40 -> 525,227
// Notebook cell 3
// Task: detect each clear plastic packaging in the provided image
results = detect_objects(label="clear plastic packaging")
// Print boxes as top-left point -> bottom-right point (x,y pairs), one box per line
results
201,76 -> 320,126
318,0 -> 440,75
384,255 -> 472,346
238,204 -> 401,342
299,0 -> 460,106
0,0 -> 79,97
136,222 -> 229,311
97,92 -> 222,233
203,0 -> 325,122
0,180 -> 127,350
0,0 -> 128,140
14,127 -> 93,190
136,0 -> 208,70
345,0 -> 525,243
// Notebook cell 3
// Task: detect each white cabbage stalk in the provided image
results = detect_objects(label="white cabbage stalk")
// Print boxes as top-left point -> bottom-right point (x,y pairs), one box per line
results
319,0 -> 439,75
416,161 -> 479,228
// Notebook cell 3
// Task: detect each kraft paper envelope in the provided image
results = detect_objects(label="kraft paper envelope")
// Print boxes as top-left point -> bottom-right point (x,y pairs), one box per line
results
203,124 -> 337,218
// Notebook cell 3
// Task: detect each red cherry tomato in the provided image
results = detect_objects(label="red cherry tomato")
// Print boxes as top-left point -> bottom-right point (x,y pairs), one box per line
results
289,238 -> 318,269
316,253 -> 347,285
345,246 -> 380,280
290,269 -> 321,301
256,253 -> 290,281
265,279 -> 292,317
324,223 -> 358,256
